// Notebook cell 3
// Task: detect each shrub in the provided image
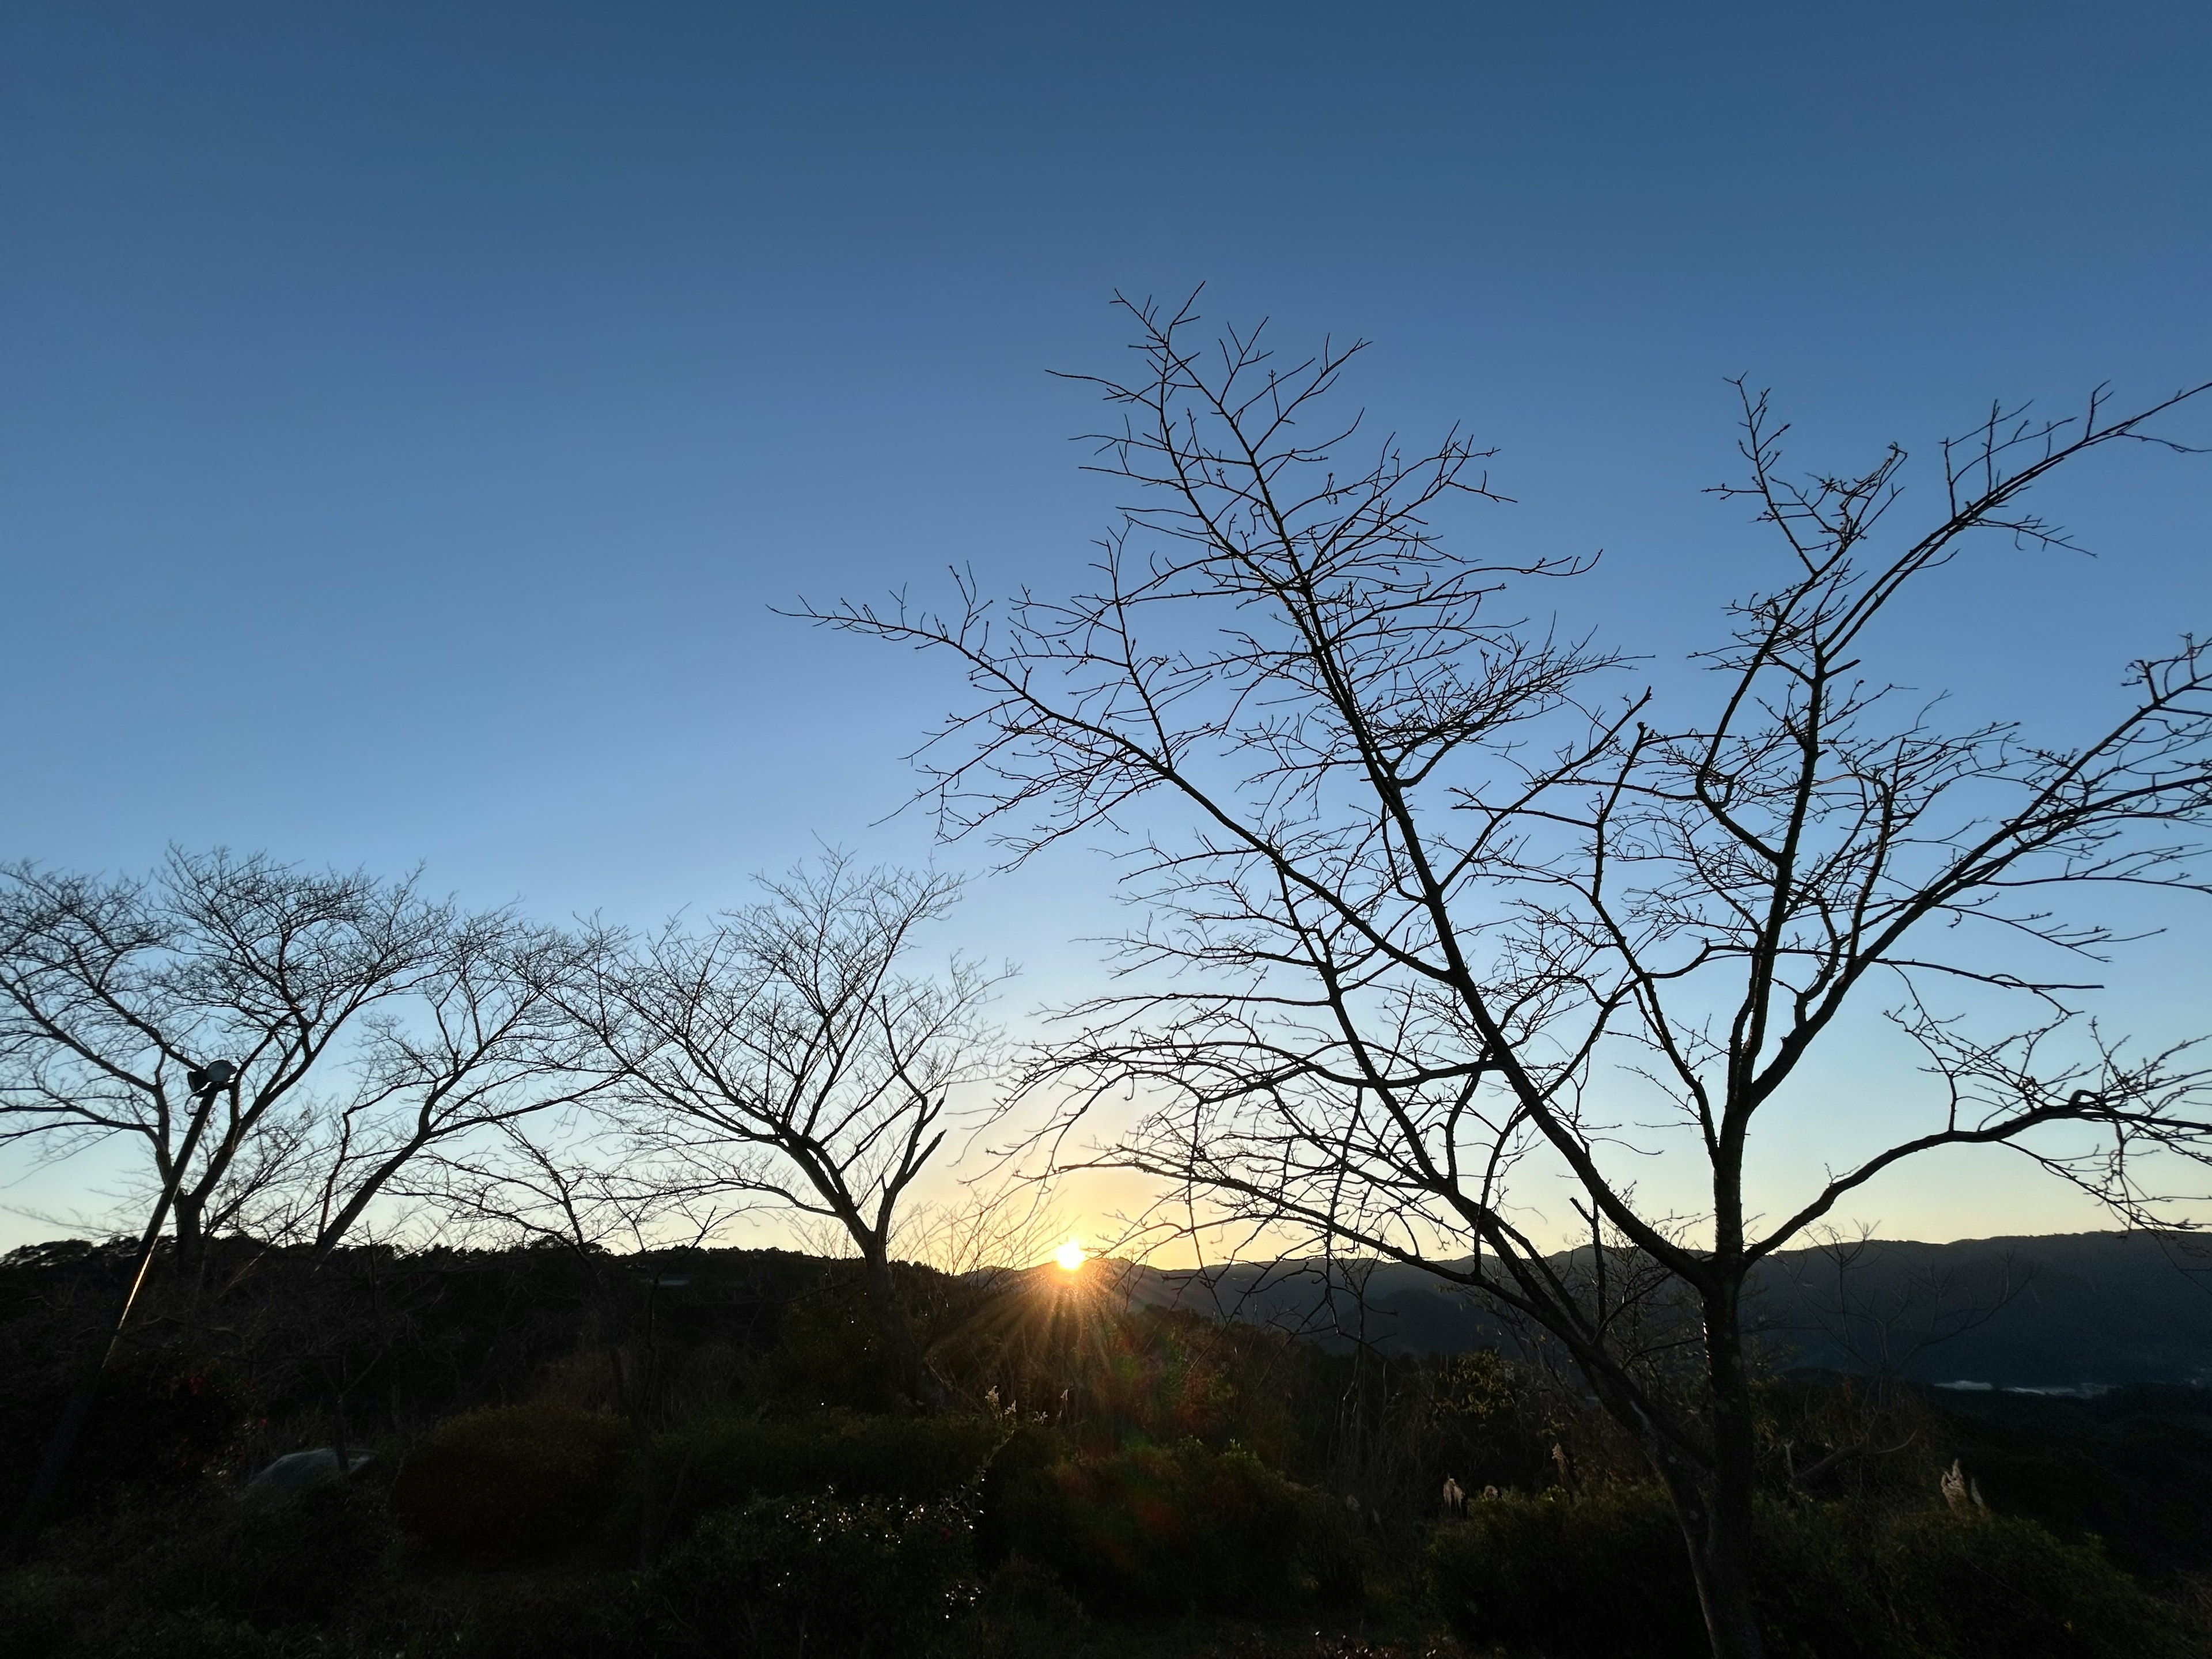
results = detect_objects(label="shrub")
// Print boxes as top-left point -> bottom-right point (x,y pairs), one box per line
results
654,1490 -> 977,1658
987,1438 -> 1312,1616
653,1411 -> 1001,1537
391,1405 -> 634,1566
175,1479 -> 391,1626
2,1357 -> 253,1521
974,1554 -> 1085,1628
1426,1484 -> 1704,1658
1425,1484 -> 2200,1659
0,1565 -> 77,1659
449,1571 -> 652,1659
1301,1491 -> 1374,1611
86,1358 -> 255,1496
100,1613 -> 326,1659
1759,1500 -> 2198,1659
972,1423 -> 1065,1569
0,1482 -> 389,1653
1934,1386 -> 2212,1580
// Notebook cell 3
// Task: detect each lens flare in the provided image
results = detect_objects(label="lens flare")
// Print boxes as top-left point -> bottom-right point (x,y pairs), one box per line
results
1054,1237 -> 1085,1272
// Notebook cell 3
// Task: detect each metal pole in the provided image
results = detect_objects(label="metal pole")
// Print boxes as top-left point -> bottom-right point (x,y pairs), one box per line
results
5,1062 -> 232,1557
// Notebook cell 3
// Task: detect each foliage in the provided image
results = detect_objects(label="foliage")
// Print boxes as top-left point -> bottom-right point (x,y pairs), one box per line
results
951,1294 -> 1334,1478
5,1237 -> 2211,1657
446,1572 -> 652,1659
1936,1384 -> 2212,1580
391,1404 -> 635,1566
1298,1490 -> 1374,1611
168,1479 -> 391,1627
653,1490 -> 978,1658
0,1483 -> 378,1657
1428,1484 -> 2203,1659
1081,1309 -> 1305,1467
655,1411 -> 1000,1533
1,1353 -> 254,1522
0,1336 -> 253,1531
986,1437 -> 1313,1615
756,1275 -> 920,1415
1426,1484 -> 1706,1658
0,1565 -> 78,1659
1759,1500 -> 2200,1659
99,1612 -> 332,1659
1753,1372 -> 1949,1508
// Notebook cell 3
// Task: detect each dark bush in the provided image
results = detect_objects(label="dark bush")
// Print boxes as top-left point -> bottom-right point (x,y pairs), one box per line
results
449,1571 -> 652,1659
100,1612 -> 326,1659
1936,1385 -> 2212,1579
1427,1484 -> 2200,1659
973,1423 -> 1065,1569
1759,1500 -> 2198,1659
85,1358 -> 255,1495
1301,1491 -> 1373,1611
166,1479 -> 388,1627
654,1490 -> 976,1658
0,1565 -> 77,1659
987,1438 -> 1312,1615
1426,1485 -> 1704,1658
973,1554 -> 1085,1629
0,1480 -> 388,1655
2,1356 -> 253,1521
653,1411 -> 1001,1536
391,1405 -> 634,1566
760,1282 -> 906,1415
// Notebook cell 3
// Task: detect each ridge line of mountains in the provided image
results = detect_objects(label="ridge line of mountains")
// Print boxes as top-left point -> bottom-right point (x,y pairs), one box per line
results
1096,1230 -> 2212,1389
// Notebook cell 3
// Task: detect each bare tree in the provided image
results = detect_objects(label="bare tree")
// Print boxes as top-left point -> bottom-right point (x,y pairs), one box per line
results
297,914 -> 618,1253
0,849 -> 601,1259
401,1113 -> 724,1262
586,853 -> 1007,1409
807,294 -> 2212,1657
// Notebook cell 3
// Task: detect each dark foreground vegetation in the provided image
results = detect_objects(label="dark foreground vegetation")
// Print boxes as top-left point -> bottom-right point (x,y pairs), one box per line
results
3,1238 -> 2209,1659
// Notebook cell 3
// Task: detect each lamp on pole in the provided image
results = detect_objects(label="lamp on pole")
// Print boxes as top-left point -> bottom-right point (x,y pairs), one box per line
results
5,1059 -> 237,1557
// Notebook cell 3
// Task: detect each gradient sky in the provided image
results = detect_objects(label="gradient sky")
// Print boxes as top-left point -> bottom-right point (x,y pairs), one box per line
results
5,2 -> 2210,1251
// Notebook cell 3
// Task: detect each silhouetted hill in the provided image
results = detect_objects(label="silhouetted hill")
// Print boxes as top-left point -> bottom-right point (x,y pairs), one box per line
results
1109,1231 -> 2212,1389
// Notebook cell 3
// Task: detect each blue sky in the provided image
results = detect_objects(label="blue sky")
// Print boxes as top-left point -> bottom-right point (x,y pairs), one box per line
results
4,2 -> 2210,1248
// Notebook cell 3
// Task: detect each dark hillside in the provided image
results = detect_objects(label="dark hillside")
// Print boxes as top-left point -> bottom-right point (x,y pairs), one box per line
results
1940,1384 -> 2212,1579
1123,1231 -> 2212,1388
2,1232 -> 2210,1657
0,1236 -> 863,1516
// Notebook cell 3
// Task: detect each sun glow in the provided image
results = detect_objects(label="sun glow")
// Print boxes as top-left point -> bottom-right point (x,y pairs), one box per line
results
1054,1238 -> 1086,1272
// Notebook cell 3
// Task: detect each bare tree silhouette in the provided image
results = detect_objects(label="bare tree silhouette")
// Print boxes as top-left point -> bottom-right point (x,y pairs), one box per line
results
0,850 -> 605,1260
807,292 -> 2212,1658
581,853 -> 1009,1410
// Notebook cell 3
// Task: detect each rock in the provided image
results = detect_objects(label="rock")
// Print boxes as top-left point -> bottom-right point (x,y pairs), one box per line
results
240,1446 -> 373,1513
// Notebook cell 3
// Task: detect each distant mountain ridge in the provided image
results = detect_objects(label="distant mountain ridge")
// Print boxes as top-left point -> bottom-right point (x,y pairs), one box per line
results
1104,1232 -> 2212,1389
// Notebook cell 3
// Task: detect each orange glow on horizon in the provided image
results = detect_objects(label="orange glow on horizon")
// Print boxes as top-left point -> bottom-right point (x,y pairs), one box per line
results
1054,1237 -> 1085,1272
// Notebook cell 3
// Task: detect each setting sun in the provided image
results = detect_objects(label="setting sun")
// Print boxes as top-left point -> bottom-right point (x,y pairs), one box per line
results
1054,1238 -> 1085,1272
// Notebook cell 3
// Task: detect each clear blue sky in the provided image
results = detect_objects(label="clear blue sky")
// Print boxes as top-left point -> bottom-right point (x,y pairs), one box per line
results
5,2 -> 2209,1247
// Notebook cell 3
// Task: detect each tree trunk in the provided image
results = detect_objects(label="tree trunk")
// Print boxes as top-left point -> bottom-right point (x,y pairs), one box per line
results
1672,1279 -> 1766,1659
172,1190 -> 206,1268
1667,1477 -> 1765,1659
858,1244 -> 938,1412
